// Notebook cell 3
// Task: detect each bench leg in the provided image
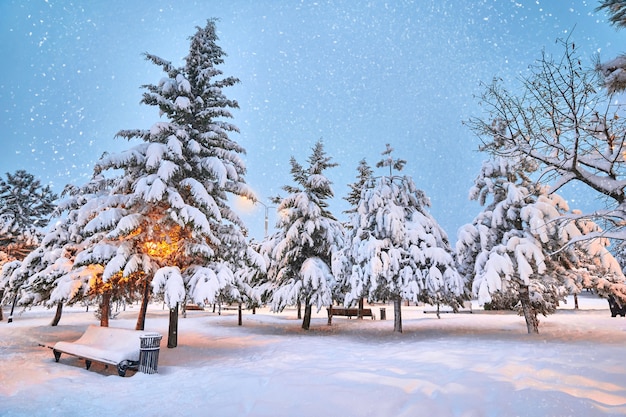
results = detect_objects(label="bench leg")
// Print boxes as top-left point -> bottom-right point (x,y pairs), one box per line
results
53,350 -> 61,362
85,360 -> 92,370
117,360 -> 129,377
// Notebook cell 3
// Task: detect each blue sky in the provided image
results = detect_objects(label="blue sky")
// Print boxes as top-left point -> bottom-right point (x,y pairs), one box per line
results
0,1 -> 621,240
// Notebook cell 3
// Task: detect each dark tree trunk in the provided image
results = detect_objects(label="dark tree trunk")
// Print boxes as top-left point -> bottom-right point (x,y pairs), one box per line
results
135,278 -> 151,330
574,293 -> 579,310
100,291 -> 111,327
238,303 -> 243,326
297,300 -> 302,319
519,285 -> 539,334
358,297 -> 364,319
0,288 -> 4,321
168,303 -> 179,348
302,303 -> 312,330
50,301 -> 63,326
393,296 -> 403,333
327,304 -> 333,325
7,291 -> 19,323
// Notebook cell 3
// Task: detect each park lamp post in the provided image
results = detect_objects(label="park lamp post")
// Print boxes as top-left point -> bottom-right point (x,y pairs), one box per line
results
255,200 -> 275,237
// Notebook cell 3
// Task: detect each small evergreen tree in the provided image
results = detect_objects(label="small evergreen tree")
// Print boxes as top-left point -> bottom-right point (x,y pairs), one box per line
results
266,141 -> 344,330
335,145 -> 465,333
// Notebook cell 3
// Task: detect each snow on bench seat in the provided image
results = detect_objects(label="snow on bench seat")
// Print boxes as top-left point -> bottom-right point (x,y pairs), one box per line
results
52,325 -> 161,376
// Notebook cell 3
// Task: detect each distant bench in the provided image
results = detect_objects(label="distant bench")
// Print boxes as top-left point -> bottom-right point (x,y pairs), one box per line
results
327,307 -> 375,325
424,301 -> 473,315
50,325 -> 161,377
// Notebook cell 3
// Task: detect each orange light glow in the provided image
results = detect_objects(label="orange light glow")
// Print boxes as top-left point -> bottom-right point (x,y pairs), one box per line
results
142,224 -> 182,259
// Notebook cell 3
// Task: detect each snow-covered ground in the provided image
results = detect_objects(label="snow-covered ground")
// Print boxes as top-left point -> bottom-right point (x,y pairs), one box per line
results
1,293 -> 626,417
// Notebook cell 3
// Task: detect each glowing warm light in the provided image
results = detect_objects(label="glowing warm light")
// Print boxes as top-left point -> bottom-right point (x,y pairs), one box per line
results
142,224 -> 182,259
234,195 -> 257,214
144,240 -> 178,258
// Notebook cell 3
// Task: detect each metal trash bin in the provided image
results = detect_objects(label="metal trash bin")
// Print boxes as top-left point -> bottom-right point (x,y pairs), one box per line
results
139,333 -> 162,374
380,307 -> 386,320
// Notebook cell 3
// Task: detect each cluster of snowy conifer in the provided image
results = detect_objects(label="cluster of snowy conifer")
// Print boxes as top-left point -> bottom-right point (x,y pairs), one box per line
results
2,19 -> 626,335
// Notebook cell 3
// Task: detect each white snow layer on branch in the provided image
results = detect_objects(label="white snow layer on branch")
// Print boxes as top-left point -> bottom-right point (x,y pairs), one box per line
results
145,143 -> 166,170
84,208 -> 125,235
177,205 -> 212,233
188,265 -> 233,305
157,160 -> 179,182
107,213 -> 143,239
74,244 -> 117,266
174,96 -> 191,111
179,178 -> 220,218
300,257 -> 335,311
152,266 -> 185,308
135,174 -> 167,202
474,251 -> 512,304
176,73 -> 191,93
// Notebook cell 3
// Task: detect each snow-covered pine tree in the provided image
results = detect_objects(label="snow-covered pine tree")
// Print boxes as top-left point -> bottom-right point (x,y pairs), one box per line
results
456,151 -> 626,334
266,141 -> 344,330
70,20 -> 253,342
336,145 -> 465,333
0,170 -> 57,261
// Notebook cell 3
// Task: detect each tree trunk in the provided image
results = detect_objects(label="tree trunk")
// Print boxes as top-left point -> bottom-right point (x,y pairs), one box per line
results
574,293 -> 579,310
297,300 -> 302,319
167,303 -> 179,348
393,296 -> 403,333
135,278 -> 151,330
302,303 -> 312,330
100,291 -> 111,327
50,301 -> 63,326
238,302 -> 243,326
7,291 -> 19,323
0,288 -> 4,321
358,297 -> 364,319
519,285 -> 539,334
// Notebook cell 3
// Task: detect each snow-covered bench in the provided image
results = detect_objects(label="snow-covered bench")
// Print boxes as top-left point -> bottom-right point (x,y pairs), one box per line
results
52,325 -> 162,376
327,307 -> 375,324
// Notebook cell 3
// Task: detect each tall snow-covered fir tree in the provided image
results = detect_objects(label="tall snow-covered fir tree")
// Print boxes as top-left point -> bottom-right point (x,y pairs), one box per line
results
334,145 -> 465,333
265,141 -> 344,330
69,20 -> 255,342
456,146 -> 626,334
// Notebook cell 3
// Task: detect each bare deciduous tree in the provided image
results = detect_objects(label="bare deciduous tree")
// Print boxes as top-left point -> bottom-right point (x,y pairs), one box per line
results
467,38 -> 626,239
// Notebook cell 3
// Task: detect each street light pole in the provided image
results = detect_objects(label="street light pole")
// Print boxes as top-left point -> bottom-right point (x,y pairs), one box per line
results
256,200 -> 275,237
